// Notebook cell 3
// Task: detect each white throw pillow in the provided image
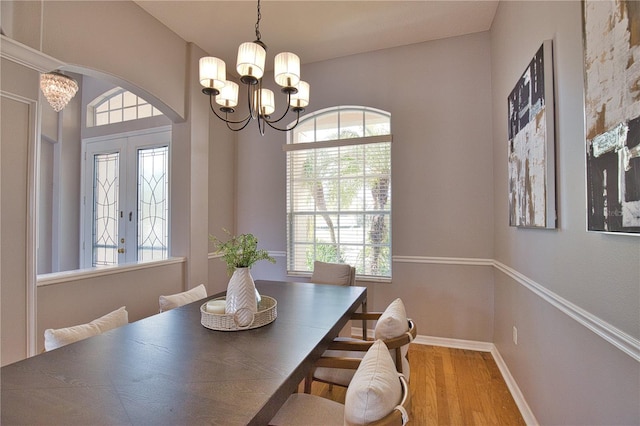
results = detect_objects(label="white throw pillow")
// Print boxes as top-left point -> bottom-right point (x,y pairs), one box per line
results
44,306 -> 128,351
310,261 -> 352,286
159,284 -> 207,312
374,298 -> 409,340
344,340 -> 403,426
375,298 -> 411,374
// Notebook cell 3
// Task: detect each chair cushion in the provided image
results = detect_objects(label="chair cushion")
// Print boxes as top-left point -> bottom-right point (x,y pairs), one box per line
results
310,261 -> 353,286
44,306 -> 128,351
270,393 -> 345,426
159,284 -> 207,312
315,347 -> 411,388
314,337 -> 364,387
344,340 -> 403,426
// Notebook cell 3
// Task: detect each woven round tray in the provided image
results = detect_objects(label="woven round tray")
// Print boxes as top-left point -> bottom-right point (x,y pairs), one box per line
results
200,296 -> 277,331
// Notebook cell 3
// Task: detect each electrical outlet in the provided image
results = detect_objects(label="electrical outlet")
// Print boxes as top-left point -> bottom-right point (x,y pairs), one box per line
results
513,326 -> 518,345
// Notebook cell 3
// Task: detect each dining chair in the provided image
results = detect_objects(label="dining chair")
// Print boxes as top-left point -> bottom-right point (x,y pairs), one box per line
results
270,339 -> 411,426
304,298 -> 416,393
158,283 -> 207,312
43,306 -> 128,351
310,261 -> 363,336
310,260 -> 356,286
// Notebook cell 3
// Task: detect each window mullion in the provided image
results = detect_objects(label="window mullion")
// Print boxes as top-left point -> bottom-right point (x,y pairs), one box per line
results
122,138 -> 134,263
362,144 -> 367,274
337,146 -> 341,259
313,149 -> 318,262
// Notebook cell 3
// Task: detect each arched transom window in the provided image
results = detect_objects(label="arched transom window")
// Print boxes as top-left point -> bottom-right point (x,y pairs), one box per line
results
87,88 -> 163,127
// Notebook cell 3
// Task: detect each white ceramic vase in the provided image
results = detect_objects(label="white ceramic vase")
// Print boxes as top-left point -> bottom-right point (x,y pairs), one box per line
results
225,267 -> 259,327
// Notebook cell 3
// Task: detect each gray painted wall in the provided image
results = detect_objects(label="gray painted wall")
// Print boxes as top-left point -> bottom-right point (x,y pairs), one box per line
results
237,32 -> 496,342
491,1 -> 639,424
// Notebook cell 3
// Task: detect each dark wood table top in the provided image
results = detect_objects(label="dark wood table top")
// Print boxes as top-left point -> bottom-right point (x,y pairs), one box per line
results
1,280 -> 367,425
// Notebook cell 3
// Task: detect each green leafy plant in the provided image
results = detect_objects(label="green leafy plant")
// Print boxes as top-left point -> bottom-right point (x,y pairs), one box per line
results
210,229 -> 275,275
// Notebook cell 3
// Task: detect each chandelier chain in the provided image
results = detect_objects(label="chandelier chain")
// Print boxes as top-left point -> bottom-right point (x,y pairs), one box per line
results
255,0 -> 262,41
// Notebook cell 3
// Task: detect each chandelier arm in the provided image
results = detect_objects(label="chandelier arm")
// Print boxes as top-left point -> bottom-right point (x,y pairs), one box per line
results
264,110 -> 301,132
249,84 -> 257,120
257,113 -> 267,136
263,93 -> 293,125
249,80 -> 261,120
208,93 -> 251,125
224,114 -> 253,132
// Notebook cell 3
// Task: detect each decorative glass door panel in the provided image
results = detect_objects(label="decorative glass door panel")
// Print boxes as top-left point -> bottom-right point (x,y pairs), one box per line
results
137,146 -> 168,262
92,152 -> 120,266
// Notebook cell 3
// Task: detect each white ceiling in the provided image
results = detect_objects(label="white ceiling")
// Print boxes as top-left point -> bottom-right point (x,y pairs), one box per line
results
135,1 -> 499,68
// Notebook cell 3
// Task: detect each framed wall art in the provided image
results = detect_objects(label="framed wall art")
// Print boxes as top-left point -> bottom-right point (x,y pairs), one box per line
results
584,0 -> 640,234
507,39 -> 556,229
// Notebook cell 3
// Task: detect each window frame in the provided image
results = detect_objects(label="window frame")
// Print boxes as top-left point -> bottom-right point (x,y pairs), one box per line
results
285,106 -> 392,280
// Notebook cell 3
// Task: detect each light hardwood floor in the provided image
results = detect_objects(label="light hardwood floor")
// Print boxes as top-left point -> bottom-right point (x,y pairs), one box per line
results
303,344 -> 526,425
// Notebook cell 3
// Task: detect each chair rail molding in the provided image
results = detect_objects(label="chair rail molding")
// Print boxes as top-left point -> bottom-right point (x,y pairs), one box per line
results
37,257 -> 186,287
208,251 -> 286,260
393,255 -> 639,361
393,255 -> 494,266
493,260 -> 640,362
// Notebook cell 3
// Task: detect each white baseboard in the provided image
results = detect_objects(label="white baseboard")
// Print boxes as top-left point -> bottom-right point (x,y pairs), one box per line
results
350,328 -> 539,426
412,334 -> 494,352
490,344 -> 539,426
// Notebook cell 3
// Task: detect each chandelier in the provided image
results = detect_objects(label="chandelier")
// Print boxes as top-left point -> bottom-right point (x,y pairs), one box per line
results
40,72 -> 79,112
198,0 -> 309,135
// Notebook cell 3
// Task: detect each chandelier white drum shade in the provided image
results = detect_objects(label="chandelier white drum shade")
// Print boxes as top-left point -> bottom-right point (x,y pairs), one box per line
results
40,72 -> 79,112
199,0 -> 309,134
289,81 -> 310,109
199,57 -> 226,92
274,52 -> 300,87
236,41 -> 266,82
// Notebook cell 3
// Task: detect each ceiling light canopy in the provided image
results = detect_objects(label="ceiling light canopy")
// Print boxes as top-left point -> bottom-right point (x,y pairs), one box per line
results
199,0 -> 309,135
40,72 -> 79,112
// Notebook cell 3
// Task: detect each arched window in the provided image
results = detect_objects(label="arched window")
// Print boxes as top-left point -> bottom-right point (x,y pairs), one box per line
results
87,88 -> 163,127
285,106 -> 392,279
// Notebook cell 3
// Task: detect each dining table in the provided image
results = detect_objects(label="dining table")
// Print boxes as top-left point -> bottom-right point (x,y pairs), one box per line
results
1,280 -> 367,425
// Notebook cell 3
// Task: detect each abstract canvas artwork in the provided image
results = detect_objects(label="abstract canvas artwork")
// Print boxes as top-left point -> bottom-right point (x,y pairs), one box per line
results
508,40 -> 556,228
584,0 -> 640,234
